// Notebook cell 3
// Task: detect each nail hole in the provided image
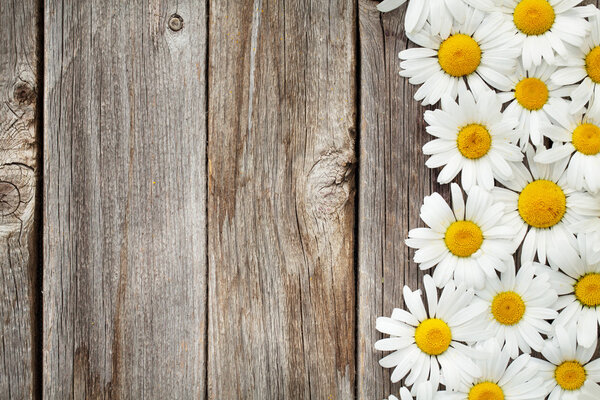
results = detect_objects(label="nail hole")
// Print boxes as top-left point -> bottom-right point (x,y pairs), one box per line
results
168,14 -> 183,32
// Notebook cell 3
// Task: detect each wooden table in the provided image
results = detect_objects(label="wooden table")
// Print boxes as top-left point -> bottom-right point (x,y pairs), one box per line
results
1,0 -> 450,398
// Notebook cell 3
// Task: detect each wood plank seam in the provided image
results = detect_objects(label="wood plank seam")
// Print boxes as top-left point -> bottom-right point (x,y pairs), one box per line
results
354,0 -> 363,398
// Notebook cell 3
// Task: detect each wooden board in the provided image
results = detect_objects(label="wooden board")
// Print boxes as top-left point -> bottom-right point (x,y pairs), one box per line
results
357,1 -> 448,398
207,0 -> 357,398
43,1 -> 207,397
0,0 -> 40,398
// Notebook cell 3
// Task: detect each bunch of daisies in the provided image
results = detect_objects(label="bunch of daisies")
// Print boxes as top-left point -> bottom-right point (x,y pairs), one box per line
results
374,0 -> 600,399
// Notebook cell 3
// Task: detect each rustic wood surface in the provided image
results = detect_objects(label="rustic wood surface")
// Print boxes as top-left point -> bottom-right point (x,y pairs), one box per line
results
43,0 -> 207,398
0,0 -> 40,398
1,0 -> 555,398
207,0 -> 357,398
357,2 -> 449,398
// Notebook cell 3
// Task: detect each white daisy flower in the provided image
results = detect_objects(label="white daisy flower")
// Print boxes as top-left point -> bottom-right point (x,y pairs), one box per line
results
535,104 -> 600,193
399,7 -> 520,106
435,339 -> 546,400
551,14 -> 600,115
531,326 -> 600,399
423,89 -> 522,191
406,183 -> 515,289
475,261 -> 558,358
375,276 -> 490,390
377,0 -> 468,37
498,61 -> 572,149
491,0 -> 595,69
538,235 -> 600,348
492,147 -> 596,265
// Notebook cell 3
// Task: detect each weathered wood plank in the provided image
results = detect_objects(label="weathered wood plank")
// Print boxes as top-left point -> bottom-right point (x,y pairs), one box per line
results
207,0 -> 357,398
357,2 -> 447,398
43,1 -> 207,398
0,0 -> 40,398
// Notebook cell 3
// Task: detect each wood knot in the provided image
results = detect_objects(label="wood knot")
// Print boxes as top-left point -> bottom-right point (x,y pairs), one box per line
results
0,182 -> 21,216
306,150 -> 355,218
13,82 -> 36,105
0,164 -> 35,235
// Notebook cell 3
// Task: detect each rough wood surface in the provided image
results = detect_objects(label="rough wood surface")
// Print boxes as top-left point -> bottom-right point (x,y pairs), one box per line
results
207,1 -> 357,398
43,1 -> 207,398
357,2 -> 447,398
0,0 -> 40,398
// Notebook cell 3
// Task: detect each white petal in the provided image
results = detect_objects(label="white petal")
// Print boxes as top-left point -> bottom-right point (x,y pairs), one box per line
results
377,0 -> 408,12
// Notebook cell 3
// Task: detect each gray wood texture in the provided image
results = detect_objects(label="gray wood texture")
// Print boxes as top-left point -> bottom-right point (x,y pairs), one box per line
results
357,2 -> 447,398
207,0 -> 357,398
1,0 -> 565,398
0,0 -> 40,398
43,1 -> 207,398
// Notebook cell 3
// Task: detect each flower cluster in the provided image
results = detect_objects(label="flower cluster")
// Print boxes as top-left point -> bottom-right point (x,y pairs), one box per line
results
374,0 -> 600,399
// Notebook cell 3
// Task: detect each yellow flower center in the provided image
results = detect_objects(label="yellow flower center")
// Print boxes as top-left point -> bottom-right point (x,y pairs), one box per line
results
555,361 -> 587,391
468,382 -> 505,400
444,221 -> 484,257
513,0 -> 555,36
491,291 -> 526,326
438,34 -> 482,77
457,124 -> 492,159
572,123 -> 600,155
514,77 -> 549,110
575,273 -> 600,307
518,180 -> 566,228
586,46 -> 600,84
414,318 -> 452,356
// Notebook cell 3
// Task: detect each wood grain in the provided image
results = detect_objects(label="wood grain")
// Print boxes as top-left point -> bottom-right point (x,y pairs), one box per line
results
357,2 -> 448,398
207,0 -> 357,398
43,1 -> 207,398
0,0 -> 40,397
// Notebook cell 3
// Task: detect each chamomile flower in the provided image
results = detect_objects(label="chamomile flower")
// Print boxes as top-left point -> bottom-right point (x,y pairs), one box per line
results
492,148 -> 596,265
375,276 -> 489,389
498,62 -> 572,149
475,262 -> 558,358
493,0 -> 595,69
377,0 -> 468,37
406,183 -> 515,289
435,339 -> 546,400
423,89 -> 522,191
551,14 -> 600,115
399,8 -> 520,106
539,235 -> 600,348
535,104 -> 600,193
531,326 -> 600,399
